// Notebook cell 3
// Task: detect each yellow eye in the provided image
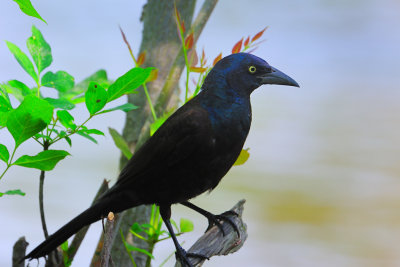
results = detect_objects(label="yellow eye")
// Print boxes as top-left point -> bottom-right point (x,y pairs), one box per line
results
248,65 -> 256,74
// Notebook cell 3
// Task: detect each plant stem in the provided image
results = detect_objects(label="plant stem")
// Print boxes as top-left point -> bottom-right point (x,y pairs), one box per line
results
0,145 -> 18,181
39,140 -> 50,239
143,84 -> 157,121
120,229 -> 137,267
49,115 -> 92,145
120,28 -> 157,121
144,241 -> 155,267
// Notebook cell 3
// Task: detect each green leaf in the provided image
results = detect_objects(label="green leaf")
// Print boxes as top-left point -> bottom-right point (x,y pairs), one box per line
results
6,95 -> 53,147
107,67 -> 152,102
179,218 -> 194,233
98,103 -> 138,114
0,144 -> 10,163
42,71 -> 74,92
64,136 -> 72,147
5,41 -> 38,83
0,95 -> 12,112
8,80 -> 32,97
130,222 -> 144,234
0,111 -> 10,129
85,82 -> 108,115
60,69 -> 109,100
27,25 -> 52,74
124,244 -> 154,259
233,148 -> 250,166
81,129 -> 104,136
56,110 -> 76,130
0,85 -> 12,112
44,98 -> 75,110
12,0 -> 46,23
0,189 -> 26,197
108,127 -> 132,159
60,240 -> 68,252
13,150 -> 70,171
76,131 -> 97,144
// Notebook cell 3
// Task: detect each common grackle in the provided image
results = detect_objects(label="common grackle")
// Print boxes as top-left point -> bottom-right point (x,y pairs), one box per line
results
23,53 -> 299,266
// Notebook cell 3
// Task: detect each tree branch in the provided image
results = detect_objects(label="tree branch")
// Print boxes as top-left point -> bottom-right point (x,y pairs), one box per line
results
175,200 -> 247,267
101,212 -> 116,267
12,237 -> 28,267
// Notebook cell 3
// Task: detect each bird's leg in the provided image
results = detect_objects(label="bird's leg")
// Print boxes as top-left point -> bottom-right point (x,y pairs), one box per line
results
180,201 -> 240,238
160,205 -> 208,267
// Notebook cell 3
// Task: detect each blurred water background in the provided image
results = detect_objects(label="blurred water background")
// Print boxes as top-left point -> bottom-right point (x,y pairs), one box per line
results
1,0 -> 400,266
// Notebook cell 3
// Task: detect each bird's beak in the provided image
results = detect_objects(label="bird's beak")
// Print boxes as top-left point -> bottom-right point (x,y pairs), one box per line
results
259,66 -> 300,87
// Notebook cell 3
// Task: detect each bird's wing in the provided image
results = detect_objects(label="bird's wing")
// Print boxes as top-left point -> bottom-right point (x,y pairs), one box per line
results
110,104 -> 214,190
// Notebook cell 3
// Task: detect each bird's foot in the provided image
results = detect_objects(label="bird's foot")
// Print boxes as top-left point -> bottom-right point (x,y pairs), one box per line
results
205,210 -> 240,238
175,246 -> 209,267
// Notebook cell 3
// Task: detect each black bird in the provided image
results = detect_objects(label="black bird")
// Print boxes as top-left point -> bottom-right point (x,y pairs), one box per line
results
23,53 -> 299,266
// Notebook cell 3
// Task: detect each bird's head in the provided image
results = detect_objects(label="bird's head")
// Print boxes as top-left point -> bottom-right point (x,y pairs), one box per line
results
203,53 -> 299,95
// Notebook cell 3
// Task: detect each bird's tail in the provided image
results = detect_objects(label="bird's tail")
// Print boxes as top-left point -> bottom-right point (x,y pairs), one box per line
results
23,201 -> 109,261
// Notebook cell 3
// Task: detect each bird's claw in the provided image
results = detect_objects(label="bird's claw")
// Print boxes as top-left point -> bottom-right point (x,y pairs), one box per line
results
205,210 -> 241,238
175,246 -> 208,267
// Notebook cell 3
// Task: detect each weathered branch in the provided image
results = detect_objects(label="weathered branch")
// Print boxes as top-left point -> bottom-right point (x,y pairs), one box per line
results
12,237 -> 28,267
101,213 -> 116,267
175,200 -> 247,267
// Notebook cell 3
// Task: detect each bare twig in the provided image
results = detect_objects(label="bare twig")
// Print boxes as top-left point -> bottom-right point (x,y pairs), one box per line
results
101,212 -> 117,267
12,237 -> 28,267
175,200 -> 247,267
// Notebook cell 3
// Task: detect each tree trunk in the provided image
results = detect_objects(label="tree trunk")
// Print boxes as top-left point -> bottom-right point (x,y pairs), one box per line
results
108,1 -> 197,266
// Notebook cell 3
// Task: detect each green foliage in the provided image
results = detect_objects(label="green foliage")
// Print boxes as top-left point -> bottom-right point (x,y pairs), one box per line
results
1,25 -> 151,193
85,82 -> 108,115
5,41 -> 39,83
179,218 -> 194,233
98,103 -> 138,114
7,80 -> 32,100
6,95 -> 53,148
27,25 -> 52,74
107,67 -> 152,102
56,110 -> 76,130
233,148 -> 250,166
0,144 -> 10,163
0,189 -> 26,197
61,69 -> 109,102
108,127 -> 132,159
12,0 -> 46,23
60,240 -> 72,267
44,98 -> 75,110
13,150 -> 70,171
42,71 -> 74,92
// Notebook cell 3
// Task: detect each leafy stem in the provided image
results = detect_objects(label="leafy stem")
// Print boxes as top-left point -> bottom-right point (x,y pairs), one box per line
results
119,26 -> 157,121
49,115 -> 93,145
